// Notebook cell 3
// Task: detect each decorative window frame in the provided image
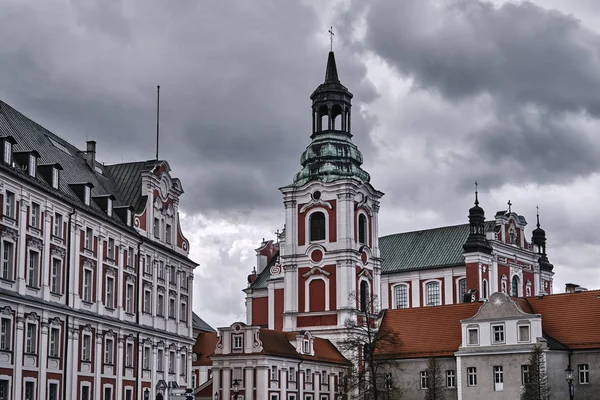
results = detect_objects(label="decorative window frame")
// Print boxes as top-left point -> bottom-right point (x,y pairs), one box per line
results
422,279 -> 442,307
1,238 -> 16,282
125,336 -> 135,368
82,265 -> 93,303
53,212 -> 63,238
511,275 -> 521,297
143,287 -> 152,314
47,379 -> 61,400
392,283 -> 409,309
125,280 -> 135,314
102,384 -> 114,400
0,375 -> 12,400
47,318 -> 62,358
79,381 -> 92,400
84,228 -> 94,251
143,344 -> 151,370
356,209 -> 369,246
104,331 -> 115,365
455,277 -> 467,303
466,324 -> 479,346
491,323 -> 506,345
105,275 -> 115,310
23,378 -> 36,400
24,313 -> 40,355
481,279 -> 489,300
50,257 -> 63,295
305,207 -> 330,244
304,275 -> 330,312
0,306 -> 14,352
517,321 -> 531,343
232,333 -> 244,351
27,249 -> 41,289
81,326 -> 93,362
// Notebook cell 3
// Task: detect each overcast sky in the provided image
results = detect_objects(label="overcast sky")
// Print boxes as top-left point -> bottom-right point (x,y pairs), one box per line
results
1,0 -> 600,329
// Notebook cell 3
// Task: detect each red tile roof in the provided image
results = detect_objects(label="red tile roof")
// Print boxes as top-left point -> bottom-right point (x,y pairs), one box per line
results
526,290 -> 600,350
377,290 -> 600,359
259,329 -> 350,365
377,302 -> 481,359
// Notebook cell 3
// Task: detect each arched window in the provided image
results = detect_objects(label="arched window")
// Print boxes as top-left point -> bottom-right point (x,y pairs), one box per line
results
425,281 -> 441,306
458,279 -> 467,303
394,285 -> 408,309
359,280 -> 369,312
358,214 -> 367,245
511,276 -> 520,297
318,105 -> 328,132
331,104 -> 342,130
309,212 -> 326,242
482,280 -> 488,299
501,275 -> 507,294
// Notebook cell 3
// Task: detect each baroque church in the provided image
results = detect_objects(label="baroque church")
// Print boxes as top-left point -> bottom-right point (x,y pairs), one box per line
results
243,50 -> 555,342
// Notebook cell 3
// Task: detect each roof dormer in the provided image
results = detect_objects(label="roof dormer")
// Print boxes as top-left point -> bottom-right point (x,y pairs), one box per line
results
13,150 -> 40,178
93,194 -> 116,217
114,205 -> 135,227
38,163 -> 63,190
0,136 -> 16,165
295,331 -> 315,356
69,182 -> 94,206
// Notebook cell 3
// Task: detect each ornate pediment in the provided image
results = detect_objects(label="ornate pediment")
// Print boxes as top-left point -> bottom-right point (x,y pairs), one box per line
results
1,227 -> 18,241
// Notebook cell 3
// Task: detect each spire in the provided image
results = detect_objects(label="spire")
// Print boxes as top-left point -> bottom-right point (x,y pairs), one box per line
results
536,205 -> 540,228
464,184 -> 492,254
474,181 -> 479,206
324,51 -> 340,83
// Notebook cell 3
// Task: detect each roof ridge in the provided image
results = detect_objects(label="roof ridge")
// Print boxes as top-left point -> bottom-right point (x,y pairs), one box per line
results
379,221 -> 495,239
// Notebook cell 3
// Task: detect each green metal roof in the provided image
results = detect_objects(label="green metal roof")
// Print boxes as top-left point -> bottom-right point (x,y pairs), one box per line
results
192,312 -> 215,332
379,221 -> 496,274
249,222 -> 497,290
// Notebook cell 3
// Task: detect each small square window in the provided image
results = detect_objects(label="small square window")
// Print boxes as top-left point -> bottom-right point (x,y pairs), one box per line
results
467,367 -> 477,386
492,324 -> 505,344
233,334 -> 243,350
518,325 -> 530,342
467,327 -> 479,345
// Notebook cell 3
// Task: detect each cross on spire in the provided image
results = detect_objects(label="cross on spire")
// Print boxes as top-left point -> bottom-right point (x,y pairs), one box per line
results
328,26 -> 335,51
508,200 -> 512,213
474,181 -> 479,205
536,205 -> 540,227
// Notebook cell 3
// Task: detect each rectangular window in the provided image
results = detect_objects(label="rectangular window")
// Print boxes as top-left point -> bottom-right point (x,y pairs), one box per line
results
49,383 -> 58,400
157,293 -> 164,316
107,238 -> 115,260
467,367 -> 477,386
145,255 -> 151,275
81,386 -> 90,400
105,277 -> 115,309
271,366 -> 278,381
125,389 -> 133,400
467,327 -> 479,345
289,367 -> 296,382
426,281 -> 440,306
104,338 -> 114,364
25,381 -> 35,400
0,380 -> 8,400
49,327 -> 60,357
2,241 -> 14,281
521,365 -> 530,385
169,351 -> 175,373
494,366 -> 504,391
143,346 -> 150,370
446,370 -> 455,388
518,325 -> 530,342
303,339 -> 310,354
30,202 -> 40,228
106,198 -> 112,217
53,213 -> 63,237
420,371 -> 428,389
157,349 -> 164,371
27,250 -> 39,288
158,261 -> 165,280
394,285 -> 408,309
153,218 -> 160,238
104,387 -> 112,400
180,272 -> 187,288
4,191 -> 14,219
306,369 -> 312,383
126,342 -> 133,367
170,265 -> 176,284
52,167 -> 59,189
166,224 -> 172,244
26,323 -> 37,353
180,354 -> 186,376
51,258 -> 62,294
126,284 -> 134,314
579,364 -> 589,384
144,289 -> 151,313
28,154 -> 36,177
0,318 -> 11,351
83,269 -> 92,302
492,324 -> 505,344
321,370 -> 328,386
82,334 -> 91,361
233,334 -> 243,350
180,302 -> 187,322
85,228 -> 93,250
169,298 -> 175,319
127,246 -> 133,267
84,186 -> 91,206
3,141 -> 11,164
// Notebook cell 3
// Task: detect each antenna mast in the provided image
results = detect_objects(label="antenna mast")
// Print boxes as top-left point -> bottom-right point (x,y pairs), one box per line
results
156,85 -> 160,160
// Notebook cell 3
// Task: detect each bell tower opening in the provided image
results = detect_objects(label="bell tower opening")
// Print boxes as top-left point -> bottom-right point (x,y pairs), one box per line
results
309,212 -> 326,242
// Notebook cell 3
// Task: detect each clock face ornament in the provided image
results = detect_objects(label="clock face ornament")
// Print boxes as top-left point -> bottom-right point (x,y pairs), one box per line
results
159,177 -> 169,200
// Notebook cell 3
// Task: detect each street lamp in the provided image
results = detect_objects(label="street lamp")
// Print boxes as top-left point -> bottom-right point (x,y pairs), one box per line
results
565,364 -> 574,400
337,383 -> 344,400
384,372 -> 393,400
214,392 -> 219,400
232,379 -> 241,400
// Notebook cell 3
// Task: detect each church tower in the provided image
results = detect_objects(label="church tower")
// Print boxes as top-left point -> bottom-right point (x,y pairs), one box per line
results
271,51 -> 383,342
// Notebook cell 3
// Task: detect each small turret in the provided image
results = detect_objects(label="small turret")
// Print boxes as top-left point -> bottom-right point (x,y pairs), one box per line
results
531,208 -> 553,272
463,184 -> 493,254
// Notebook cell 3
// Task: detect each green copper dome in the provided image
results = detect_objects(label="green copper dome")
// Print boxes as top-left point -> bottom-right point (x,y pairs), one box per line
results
292,52 -> 370,186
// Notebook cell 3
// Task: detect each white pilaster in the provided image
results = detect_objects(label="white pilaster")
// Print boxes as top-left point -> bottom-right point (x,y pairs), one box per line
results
411,277 -> 420,308
444,273 -> 453,305
38,318 -> 49,400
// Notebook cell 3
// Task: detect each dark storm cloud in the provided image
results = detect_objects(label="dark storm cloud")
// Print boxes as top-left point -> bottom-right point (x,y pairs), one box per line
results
339,0 -> 600,196
0,0 -> 375,214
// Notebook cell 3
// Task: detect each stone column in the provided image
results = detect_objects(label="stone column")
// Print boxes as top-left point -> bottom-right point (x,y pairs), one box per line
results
267,282 -> 275,330
96,231 -> 105,315
255,367 -> 268,400
70,214 -> 82,309
13,314 -> 25,400
116,334 -> 124,400
244,367 -> 254,399
411,277 -> 420,308
444,272 -> 453,305
17,197 -> 29,295
212,367 -> 221,400
117,244 -> 124,319
42,206 -> 52,300
67,323 -> 79,400
38,318 -> 49,400
221,368 -> 231,400
94,328 -> 103,400
151,344 -> 158,396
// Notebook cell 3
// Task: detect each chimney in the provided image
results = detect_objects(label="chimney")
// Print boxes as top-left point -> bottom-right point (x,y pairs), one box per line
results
85,141 -> 96,170
565,283 -> 579,293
